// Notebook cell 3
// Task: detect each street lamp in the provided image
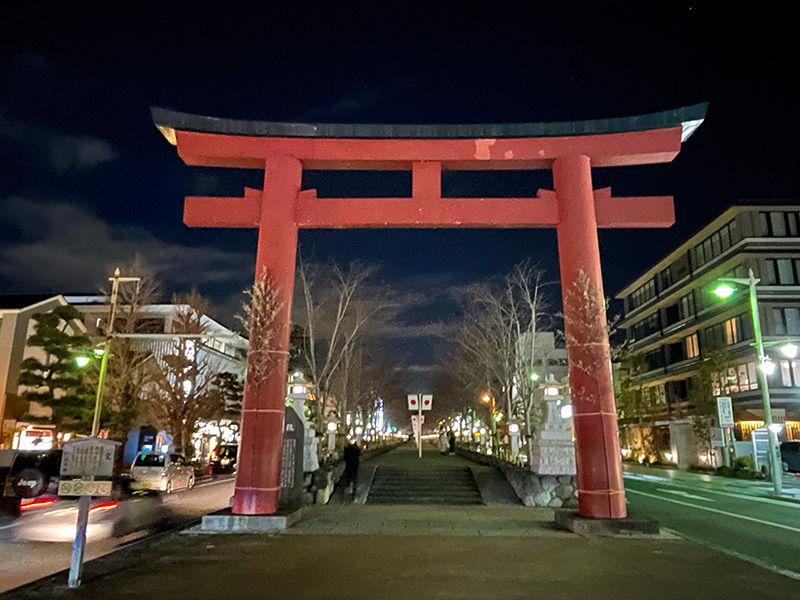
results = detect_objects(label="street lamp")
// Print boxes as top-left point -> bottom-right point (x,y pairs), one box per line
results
713,268 -> 782,494
480,391 -> 498,452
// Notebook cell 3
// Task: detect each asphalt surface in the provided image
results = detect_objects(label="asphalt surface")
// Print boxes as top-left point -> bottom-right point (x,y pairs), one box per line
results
624,468 -> 800,580
0,477 -> 234,593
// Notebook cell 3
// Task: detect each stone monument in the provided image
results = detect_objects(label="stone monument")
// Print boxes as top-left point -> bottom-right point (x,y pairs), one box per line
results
531,383 -> 576,476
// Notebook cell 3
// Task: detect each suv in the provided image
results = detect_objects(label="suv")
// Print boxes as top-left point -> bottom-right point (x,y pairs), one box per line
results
209,444 -> 238,474
130,453 -> 194,493
780,441 -> 800,474
1,449 -> 62,515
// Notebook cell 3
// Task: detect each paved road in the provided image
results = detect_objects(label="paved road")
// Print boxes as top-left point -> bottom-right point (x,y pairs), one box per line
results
0,478 -> 234,593
624,469 -> 800,580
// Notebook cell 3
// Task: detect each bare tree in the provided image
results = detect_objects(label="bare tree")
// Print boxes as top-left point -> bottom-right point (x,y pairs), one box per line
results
294,259 -> 395,428
143,291 -> 222,457
452,260 -> 552,465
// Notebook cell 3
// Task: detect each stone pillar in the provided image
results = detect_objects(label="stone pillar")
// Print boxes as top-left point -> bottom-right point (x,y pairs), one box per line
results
233,156 -> 301,515
554,154 -> 626,519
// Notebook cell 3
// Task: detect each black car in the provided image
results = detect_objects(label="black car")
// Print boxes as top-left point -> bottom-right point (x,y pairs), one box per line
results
1,448 -> 63,515
209,444 -> 238,474
780,441 -> 800,473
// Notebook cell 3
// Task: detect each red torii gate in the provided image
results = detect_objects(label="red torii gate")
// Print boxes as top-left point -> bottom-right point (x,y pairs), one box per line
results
152,104 -> 706,520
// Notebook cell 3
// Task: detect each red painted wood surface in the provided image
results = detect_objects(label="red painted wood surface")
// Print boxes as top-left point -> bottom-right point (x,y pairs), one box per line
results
164,123 -> 693,519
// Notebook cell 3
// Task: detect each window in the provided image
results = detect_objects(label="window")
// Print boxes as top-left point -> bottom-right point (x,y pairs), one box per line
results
633,313 -> 660,340
660,267 -> 673,291
704,322 -> 726,350
724,315 -> 749,345
780,360 -> 800,387
774,308 -> 800,335
692,220 -> 739,269
678,293 -> 695,320
764,259 -> 800,285
630,279 -> 657,310
134,317 -> 166,333
712,362 -> 758,395
645,349 -> 665,371
685,333 -> 699,358
761,211 -> 800,237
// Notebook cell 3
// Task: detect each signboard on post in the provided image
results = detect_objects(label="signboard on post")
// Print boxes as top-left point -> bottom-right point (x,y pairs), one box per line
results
60,438 -> 118,479
407,394 -> 419,411
421,394 -> 433,411
716,396 -> 734,428
411,414 -> 425,435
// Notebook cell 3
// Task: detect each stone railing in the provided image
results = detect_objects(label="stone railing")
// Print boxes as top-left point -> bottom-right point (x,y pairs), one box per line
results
456,447 -> 578,508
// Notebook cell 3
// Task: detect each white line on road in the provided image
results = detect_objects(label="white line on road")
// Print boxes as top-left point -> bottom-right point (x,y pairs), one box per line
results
659,488 -> 714,502
664,527 -> 800,583
627,488 -> 800,534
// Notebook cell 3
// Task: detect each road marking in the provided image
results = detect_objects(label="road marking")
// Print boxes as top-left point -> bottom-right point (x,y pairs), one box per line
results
627,488 -> 800,534
628,477 -> 800,508
664,528 -> 800,582
659,488 -> 714,502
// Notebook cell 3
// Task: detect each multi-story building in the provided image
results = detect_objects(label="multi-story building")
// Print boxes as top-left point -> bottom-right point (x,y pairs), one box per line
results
616,203 -> 800,465
1,293 -> 247,455
0,295 -> 88,449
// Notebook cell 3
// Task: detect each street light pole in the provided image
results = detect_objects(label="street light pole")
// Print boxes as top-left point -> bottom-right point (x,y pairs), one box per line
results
69,268 -> 139,589
717,269 -> 782,495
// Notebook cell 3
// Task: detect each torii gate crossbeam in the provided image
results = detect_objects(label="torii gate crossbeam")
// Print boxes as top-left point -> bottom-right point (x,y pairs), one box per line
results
153,103 -> 706,520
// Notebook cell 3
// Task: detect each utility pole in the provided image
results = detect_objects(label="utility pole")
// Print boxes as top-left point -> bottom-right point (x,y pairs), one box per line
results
69,268 -> 139,588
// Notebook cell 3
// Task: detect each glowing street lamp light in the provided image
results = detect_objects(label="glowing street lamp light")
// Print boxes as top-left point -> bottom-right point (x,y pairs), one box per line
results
781,343 -> 799,359
714,269 -> 782,495
74,355 -> 92,369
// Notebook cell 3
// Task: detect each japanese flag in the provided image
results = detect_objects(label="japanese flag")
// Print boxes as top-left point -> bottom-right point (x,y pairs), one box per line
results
407,394 -> 419,410
421,394 -> 433,411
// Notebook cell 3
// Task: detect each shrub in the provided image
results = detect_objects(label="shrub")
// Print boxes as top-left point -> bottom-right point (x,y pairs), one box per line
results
733,456 -> 756,471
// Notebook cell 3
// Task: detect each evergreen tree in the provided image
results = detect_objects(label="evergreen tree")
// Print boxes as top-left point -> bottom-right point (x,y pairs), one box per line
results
17,305 -> 95,433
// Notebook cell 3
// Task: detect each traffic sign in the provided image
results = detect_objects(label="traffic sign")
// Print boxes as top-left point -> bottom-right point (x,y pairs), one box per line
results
58,479 -> 113,497
716,396 -> 734,428
407,394 -> 419,410
421,394 -> 433,411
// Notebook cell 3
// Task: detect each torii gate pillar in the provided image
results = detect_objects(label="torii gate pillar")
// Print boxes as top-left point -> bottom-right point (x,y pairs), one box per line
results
233,156 -> 301,515
554,155 -> 624,517
152,103 -> 706,520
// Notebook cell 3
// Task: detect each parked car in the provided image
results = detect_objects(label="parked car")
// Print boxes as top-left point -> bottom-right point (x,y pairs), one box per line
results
130,453 -> 195,493
780,441 -> 800,473
209,444 -> 238,474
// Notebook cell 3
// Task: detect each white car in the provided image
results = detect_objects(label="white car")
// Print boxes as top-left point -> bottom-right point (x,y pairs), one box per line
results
130,453 -> 195,493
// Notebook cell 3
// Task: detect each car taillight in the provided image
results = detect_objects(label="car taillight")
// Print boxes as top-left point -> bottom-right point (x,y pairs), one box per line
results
20,498 -> 56,511
90,501 -> 118,513
208,468 -> 212,474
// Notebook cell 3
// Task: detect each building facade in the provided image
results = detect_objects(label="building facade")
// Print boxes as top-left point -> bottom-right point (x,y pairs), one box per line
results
616,204 -> 800,464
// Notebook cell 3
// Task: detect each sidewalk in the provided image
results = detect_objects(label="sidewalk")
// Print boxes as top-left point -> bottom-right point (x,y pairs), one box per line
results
3,448 -> 799,599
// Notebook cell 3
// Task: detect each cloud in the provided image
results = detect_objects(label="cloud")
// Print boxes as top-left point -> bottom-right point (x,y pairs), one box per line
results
0,111 -> 117,174
298,87 -> 385,121
0,197 -> 253,301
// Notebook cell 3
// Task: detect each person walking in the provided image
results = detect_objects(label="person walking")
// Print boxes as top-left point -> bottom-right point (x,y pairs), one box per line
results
342,441 -> 362,500
439,429 -> 448,455
448,431 -> 456,455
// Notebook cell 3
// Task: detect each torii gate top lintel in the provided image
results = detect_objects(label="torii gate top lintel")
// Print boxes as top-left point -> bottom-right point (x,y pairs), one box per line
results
151,103 -> 707,170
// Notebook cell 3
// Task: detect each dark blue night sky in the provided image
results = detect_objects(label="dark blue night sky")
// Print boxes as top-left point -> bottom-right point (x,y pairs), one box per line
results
1,4 -> 798,384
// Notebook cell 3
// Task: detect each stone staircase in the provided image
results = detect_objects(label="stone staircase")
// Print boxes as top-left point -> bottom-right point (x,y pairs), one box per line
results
366,466 -> 483,505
